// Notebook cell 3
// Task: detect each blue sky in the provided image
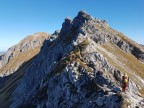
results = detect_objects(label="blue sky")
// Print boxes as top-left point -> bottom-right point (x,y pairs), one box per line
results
0,0 -> 144,51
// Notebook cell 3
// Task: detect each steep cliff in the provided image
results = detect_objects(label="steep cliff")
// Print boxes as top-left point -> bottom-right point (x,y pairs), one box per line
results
0,11 -> 144,108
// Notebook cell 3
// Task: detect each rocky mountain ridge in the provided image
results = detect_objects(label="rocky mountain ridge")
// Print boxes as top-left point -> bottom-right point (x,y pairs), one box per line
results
0,11 -> 144,108
0,52 -> 5,56
0,32 -> 49,76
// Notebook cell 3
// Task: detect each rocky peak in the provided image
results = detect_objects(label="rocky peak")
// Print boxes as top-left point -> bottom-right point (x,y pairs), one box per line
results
52,30 -> 60,36
65,17 -> 72,24
72,11 -> 94,28
61,17 -> 72,33
61,11 -> 94,34
76,10 -> 93,21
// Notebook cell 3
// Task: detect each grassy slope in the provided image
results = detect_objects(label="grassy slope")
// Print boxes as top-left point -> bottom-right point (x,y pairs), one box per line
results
0,33 -> 48,75
102,43 -> 144,78
95,42 -> 144,94
0,46 -> 41,75
96,22 -> 144,52
0,33 -> 48,107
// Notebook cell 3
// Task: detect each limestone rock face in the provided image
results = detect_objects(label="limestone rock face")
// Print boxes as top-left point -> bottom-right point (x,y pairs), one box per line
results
0,11 -> 144,108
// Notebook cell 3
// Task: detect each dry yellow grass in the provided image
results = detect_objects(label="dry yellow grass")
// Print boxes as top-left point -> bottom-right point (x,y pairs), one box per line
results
120,99 -> 131,108
139,87 -> 144,97
0,33 -> 48,75
0,46 -> 41,75
95,42 -> 144,95
19,32 -> 48,44
0,33 -> 48,107
95,23 -> 144,52
74,58 -> 93,72
101,43 -> 144,79
52,40 -> 90,75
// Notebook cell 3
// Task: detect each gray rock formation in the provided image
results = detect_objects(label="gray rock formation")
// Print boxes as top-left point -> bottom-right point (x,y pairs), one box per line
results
0,52 -> 5,56
0,11 -> 144,108
140,44 -> 144,47
0,52 -> 5,60
0,52 -> 5,62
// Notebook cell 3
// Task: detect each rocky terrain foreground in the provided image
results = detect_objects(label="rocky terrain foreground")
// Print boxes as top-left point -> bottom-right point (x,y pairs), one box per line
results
0,11 -> 144,108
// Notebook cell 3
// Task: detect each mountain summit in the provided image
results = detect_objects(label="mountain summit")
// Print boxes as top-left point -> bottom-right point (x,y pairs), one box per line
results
0,11 -> 144,108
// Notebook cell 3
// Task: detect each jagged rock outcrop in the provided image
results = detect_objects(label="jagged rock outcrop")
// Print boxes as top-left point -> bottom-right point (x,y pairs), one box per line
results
0,11 -> 144,108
